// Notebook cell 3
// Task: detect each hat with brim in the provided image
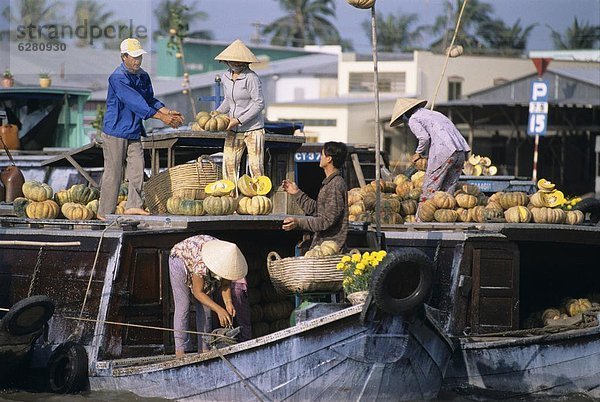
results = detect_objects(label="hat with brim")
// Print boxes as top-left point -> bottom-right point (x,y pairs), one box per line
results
214,39 -> 260,63
120,38 -> 147,57
389,98 -> 427,127
202,239 -> 248,281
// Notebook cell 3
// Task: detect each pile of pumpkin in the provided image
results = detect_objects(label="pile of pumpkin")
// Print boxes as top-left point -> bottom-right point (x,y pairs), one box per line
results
541,297 -> 598,327
13,181 -> 109,220
462,154 -> 498,176
347,171 -> 425,225
190,111 -> 230,132
166,174 -> 273,216
416,178 -> 584,225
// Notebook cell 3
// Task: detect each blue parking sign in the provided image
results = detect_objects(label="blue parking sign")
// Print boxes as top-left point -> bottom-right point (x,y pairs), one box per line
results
528,80 -> 549,136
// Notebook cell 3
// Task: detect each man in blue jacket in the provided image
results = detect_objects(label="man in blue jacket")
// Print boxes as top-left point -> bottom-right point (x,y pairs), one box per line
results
98,38 -> 184,221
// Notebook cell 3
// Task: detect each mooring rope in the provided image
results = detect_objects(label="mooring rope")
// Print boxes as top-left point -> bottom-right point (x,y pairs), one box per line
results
430,0 -> 469,110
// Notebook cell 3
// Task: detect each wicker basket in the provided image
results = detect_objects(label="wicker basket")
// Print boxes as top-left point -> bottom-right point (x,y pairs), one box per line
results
266,251 -> 343,295
144,155 -> 222,214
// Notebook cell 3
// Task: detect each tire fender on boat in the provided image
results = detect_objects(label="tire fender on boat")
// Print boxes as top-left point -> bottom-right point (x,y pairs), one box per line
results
371,248 -> 434,314
0,295 -> 55,336
46,342 -> 88,394
573,198 -> 600,224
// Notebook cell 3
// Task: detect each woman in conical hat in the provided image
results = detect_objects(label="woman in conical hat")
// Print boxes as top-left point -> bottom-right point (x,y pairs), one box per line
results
214,39 -> 265,186
390,98 -> 470,211
169,235 -> 249,357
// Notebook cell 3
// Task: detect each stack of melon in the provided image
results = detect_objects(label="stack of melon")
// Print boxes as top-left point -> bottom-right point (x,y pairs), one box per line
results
463,154 -> 498,176
13,181 -> 60,219
165,175 -> 273,216
526,178 -> 583,225
348,171 -> 425,225
541,296 -> 598,327
190,111 -> 230,132
54,183 -> 100,220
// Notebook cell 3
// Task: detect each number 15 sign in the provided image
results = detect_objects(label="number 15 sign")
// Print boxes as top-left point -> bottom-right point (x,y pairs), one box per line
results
528,80 -> 549,136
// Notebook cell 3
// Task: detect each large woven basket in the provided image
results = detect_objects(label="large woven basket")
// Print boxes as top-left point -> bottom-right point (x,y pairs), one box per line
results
144,155 -> 222,214
266,251 -> 343,295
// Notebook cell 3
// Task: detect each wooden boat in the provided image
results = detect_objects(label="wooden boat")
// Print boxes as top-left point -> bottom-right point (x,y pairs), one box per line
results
0,215 -> 454,400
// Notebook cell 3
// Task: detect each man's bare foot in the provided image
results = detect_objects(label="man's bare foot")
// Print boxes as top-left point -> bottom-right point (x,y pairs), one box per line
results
175,350 -> 184,358
96,215 -> 107,222
124,207 -> 150,216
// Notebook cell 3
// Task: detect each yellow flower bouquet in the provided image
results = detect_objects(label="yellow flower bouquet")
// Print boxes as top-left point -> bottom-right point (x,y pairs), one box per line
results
336,250 -> 387,295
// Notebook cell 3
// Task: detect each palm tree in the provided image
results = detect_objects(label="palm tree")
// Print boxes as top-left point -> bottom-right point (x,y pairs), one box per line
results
153,0 -> 211,40
428,0 -> 493,53
362,11 -> 424,52
478,18 -> 536,55
262,0 -> 341,47
73,0 -> 116,47
548,17 -> 600,49
4,0 -> 65,42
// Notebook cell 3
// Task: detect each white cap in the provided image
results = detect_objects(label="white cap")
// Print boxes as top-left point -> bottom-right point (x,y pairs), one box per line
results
120,38 -> 147,57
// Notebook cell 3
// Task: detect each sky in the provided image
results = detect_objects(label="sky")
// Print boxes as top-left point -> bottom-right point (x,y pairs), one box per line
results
187,0 -> 600,53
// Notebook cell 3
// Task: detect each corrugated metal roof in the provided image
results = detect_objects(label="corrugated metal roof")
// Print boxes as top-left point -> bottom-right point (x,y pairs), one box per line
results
271,94 -> 398,106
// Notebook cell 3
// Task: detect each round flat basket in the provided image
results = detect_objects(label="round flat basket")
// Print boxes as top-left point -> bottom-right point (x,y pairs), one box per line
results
266,251 -> 343,295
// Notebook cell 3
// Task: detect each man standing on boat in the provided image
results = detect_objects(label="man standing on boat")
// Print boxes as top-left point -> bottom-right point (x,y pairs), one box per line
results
390,98 -> 470,201
281,141 -> 349,253
97,38 -> 184,221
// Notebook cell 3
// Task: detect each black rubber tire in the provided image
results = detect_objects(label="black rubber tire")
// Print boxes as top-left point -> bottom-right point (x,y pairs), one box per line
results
0,295 -> 55,336
46,342 -> 88,394
573,198 -> 600,224
370,248 -> 434,315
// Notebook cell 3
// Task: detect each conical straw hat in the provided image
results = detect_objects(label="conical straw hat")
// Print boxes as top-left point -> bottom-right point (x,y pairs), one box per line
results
389,98 -> 427,127
214,39 -> 260,63
202,240 -> 248,281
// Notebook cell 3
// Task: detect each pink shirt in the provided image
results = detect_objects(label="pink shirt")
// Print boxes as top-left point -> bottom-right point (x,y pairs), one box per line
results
409,108 -> 470,172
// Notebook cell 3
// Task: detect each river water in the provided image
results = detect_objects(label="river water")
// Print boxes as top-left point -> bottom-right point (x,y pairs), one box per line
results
0,389 -> 596,401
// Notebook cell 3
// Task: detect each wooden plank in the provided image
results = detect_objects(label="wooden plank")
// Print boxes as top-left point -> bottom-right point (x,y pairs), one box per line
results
65,154 -> 99,187
350,153 -> 366,188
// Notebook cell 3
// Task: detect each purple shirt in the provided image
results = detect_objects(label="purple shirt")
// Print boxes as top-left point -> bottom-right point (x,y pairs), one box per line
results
408,108 -> 470,172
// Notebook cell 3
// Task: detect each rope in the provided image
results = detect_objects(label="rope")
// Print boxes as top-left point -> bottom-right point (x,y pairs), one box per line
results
430,0 -> 469,110
27,246 -> 44,297
212,346 -> 272,402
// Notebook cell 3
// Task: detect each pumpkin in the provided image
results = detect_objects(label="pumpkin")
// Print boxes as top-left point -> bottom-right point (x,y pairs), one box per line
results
417,199 -> 437,222
381,198 -> 400,213
61,202 -> 94,220
26,199 -> 59,219
68,184 -> 99,204
237,196 -> 272,215
172,188 -> 205,200
434,209 -> 458,223
13,197 -> 30,218
369,179 -> 396,193
195,111 -> 211,128
395,181 -> 414,199
542,308 -> 561,323
115,200 -> 127,215
455,183 -> 481,197
349,202 -> 366,216
498,192 -> 528,210
407,188 -> 421,201
565,210 -> 584,225
504,205 -> 532,223
179,199 -> 204,216
542,190 -> 565,208
530,207 -> 566,224
166,197 -> 183,215
378,211 -> 403,225
455,193 -> 477,209
529,191 -> 547,208
411,171 -> 425,188
54,189 -> 72,206
404,214 -> 417,223
201,112 -> 230,132
414,157 -> 428,171
456,208 -> 471,222
205,179 -> 235,197
468,154 -> 481,165
362,192 -> 376,210
237,175 -> 272,197
393,174 -> 409,186
565,298 -> 592,316
483,206 -> 505,222
320,241 -> 339,255
400,199 -> 417,216
346,0 -> 375,9
488,192 -> 503,204
118,182 -> 129,203
469,206 -> 486,223
484,166 -> 498,176
432,191 -> 456,209
476,193 -> 489,206
537,178 -> 555,192
354,212 -> 372,222
203,196 -> 237,215
86,199 -> 99,217
22,181 -> 53,202
348,188 -> 363,206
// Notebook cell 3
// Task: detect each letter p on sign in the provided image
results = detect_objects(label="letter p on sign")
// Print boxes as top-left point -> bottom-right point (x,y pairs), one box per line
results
531,81 -> 548,101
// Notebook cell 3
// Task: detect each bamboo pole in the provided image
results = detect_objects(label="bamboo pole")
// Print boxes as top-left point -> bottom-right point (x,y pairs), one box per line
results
370,4 -> 382,248
0,241 -> 80,247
